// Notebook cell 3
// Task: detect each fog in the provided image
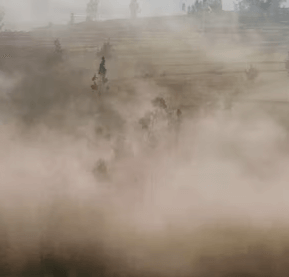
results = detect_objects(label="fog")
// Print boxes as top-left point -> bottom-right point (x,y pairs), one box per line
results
0,4 -> 289,277
1,0 -> 239,28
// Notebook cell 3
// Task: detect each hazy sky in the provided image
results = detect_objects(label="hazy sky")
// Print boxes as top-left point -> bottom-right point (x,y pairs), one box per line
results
0,0 -> 288,27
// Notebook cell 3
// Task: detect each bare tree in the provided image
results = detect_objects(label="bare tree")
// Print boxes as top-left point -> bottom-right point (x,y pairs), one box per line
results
190,0 -> 221,15
96,39 -> 113,59
54,38 -> 62,55
245,64 -> 259,81
205,0 -> 223,12
234,0 -> 285,14
70,13 -> 75,25
86,0 -> 99,21
130,0 -> 141,19
0,7 -> 5,31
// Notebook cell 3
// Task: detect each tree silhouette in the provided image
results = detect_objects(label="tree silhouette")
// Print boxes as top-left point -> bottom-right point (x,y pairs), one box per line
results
54,39 -> 62,55
234,0 -> 285,13
86,0 -> 99,21
0,7 -> 5,31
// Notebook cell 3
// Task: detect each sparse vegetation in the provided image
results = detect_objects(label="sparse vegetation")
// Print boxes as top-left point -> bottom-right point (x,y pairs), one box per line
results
1,9 -> 289,277
96,40 -> 113,60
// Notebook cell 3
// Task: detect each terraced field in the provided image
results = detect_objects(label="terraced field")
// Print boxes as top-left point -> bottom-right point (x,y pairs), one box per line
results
1,14 -> 289,112
1,14 -> 289,277
1,14 -> 289,73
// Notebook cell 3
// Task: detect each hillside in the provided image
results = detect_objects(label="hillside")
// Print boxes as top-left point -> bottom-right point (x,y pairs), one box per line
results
1,12 -> 289,277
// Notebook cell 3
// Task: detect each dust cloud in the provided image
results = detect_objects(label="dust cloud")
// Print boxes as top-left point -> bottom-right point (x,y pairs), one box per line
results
0,12 -> 289,277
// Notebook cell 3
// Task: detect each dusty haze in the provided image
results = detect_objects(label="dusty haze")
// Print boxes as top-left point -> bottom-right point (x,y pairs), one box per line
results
0,11 -> 289,277
0,0 -> 241,29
